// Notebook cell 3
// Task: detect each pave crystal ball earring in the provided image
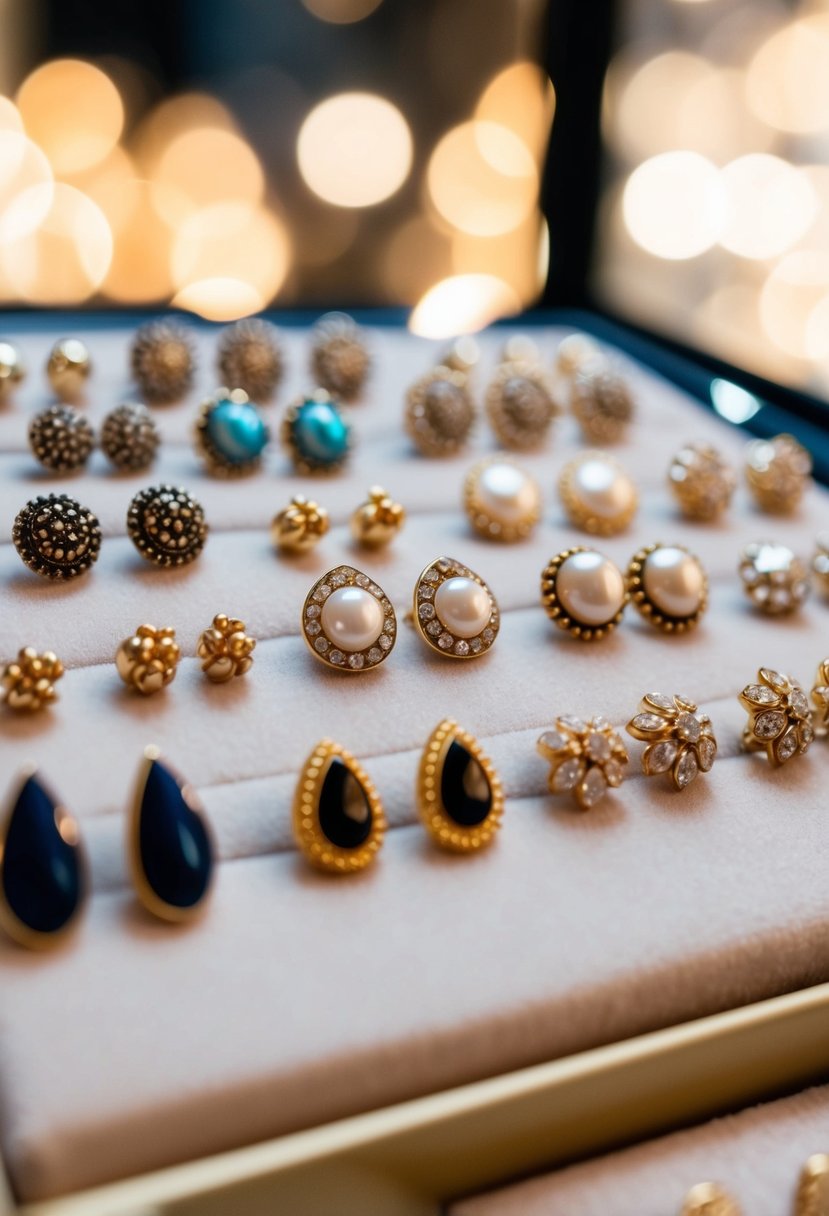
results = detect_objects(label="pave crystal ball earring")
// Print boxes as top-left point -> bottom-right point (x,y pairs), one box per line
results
309,312 -> 370,402
292,740 -> 385,873
29,404 -> 95,472
744,433 -> 812,514
738,541 -> 809,615
668,443 -> 736,522
485,360 -> 560,451
412,556 -> 499,659
570,363 -> 634,444
217,317 -> 284,402
100,403 -> 160,472
130,318 -> 196,405
418,720 -> 503,852
302,566 -> 396,672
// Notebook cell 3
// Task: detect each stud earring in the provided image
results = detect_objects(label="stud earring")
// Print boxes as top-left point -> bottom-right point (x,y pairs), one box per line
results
309,312 -> 370,402
292,739 -> 385,873
217,317 -> 284,402
13,493 -> 102,580
558,451 -> 638,536
350,486 -> 405,548
668,443 -> 736,522
282,390 -> 352,475
796,1154 -> 829,1216
537,716 -> 628,810
738,541 -> 809,614
1,647 -> 64,712
680,1182 -> 742,1216
302,565 -> 396,671
745,433 -> 812,514
485,360 -> 559,451
570,364 -> 634,444
0,770 -> 86,949
405,365 -> 476,457
626,693 -> 717,790
0,338 -> 25,404
464,457 -> 542,542
101,403 -> 160,472
412,556 -> 499,658
130,318 -> 195,405
29,404 -> 95,472
128,747 -> 214,921
271,494 -> 330,554
541,547 -> 627,641
194,388 -> 269,477
197,614 -> 255,682
127,484 -> 208,566
811,658 -> 829,737
47,337 -> 91,402
627,542 -> 708,632
440,335 -> 480,376
555,332 -> 602,378
116,625 -> 181,695
418,720 -> 503,851
739,667 -> 814,766
812,533 -> 829,597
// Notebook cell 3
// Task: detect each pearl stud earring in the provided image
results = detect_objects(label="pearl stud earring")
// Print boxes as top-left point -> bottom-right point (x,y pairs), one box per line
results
463,457 -> 542,542
558,451 -> 638,535
412,556 -> 499,658
627,543 -> 708,633
302,566 -> 396,672
541,547 -> 627,641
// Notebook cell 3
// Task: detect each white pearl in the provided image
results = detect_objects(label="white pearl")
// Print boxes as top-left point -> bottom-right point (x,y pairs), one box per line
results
434,577 -> 492,638
569,456 -> 636,522
321,586 -> 384,652
557,550 -> 626,626
476,462 -> 540,524
643,546 -> 705,619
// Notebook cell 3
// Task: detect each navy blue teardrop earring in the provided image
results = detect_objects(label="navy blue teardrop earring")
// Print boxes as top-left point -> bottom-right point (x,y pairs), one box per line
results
0,770 -> 87,949
128,747 -> 215,923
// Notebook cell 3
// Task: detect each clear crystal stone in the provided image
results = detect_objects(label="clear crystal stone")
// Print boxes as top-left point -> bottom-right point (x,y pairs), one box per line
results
355,572 -> 369,587
697,736 -> 717,771
604,760 -> 625,787
799,722 -> 814,750
379,634 -> 392,650
789,688 -> 809,718
552,757 -> 583,792
632,712 -> 665,733
330,571 -> 347,587
383,619 -> 395,633
438,632 -> 453,649
418,585 -> 435,600
470,638 -> 482,653
755,710 -> 786,739
744,684 -> 777,705
558,715 -> 586,734
348,654 -> 365,670
590,715 -> 612,731
676,712 -> 701,743
645,740 -> 678,773
329,650 -> 344,665
426,620 -> 442,637
313,584 -> 331,601
586,731 -> 612,762
482,627 -> 494,642
306,621 -> 321,636
538,730 -> 567,753
424,568 -> 440,582
367,647 -> 382,664
776,729 -> 798,761
579,766 -> 608,808
676,749 -> 699,788
314,637 -> 329,653
760,668 -> 787,690
419,603 -> 436,620
645,693 -> 674,712
305,603 -> 320,619
370,584 -> 382,597
454,640 -> 470,656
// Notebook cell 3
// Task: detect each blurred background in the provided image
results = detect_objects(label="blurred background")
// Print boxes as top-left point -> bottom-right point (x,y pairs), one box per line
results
0,0 -> 828,398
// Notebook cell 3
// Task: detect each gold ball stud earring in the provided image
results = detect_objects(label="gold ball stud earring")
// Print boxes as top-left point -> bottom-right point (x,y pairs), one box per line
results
537,715 -> 628,810
626,693 -> 717,790
302,566 -> 396,672
738,541 -> 809,614
541,547 -> 627,641
555,332 -> 602,378
405,365 -> 476,457
570,364 -> 634,444
796,1153 -> 829,1216
681,1182 -> 742,1216
464,457 -> 542,542
418,720 -> 503,851
668,443 -> 736,522
412,556 -> 499,658
485,360 -> 560,451
441,335 -> 480,376
197,614 -> 255,682
813,532 -> 829,597
811,658 -> 829,738
101,403 -> 160,472
558,451 -> 638,535
350,486 -> 405,548
116,625 -> 181,695
217,317 -> 284,402
29,404 -> 95,472
739,667 -> 814,766
0,339 -> 25,404
309,312 -> 370,402
46,337 -> 91,402
292,739 -> 385,873
745,433 -> 812,514
627,542 -> 708,632
1,648 -> 64,713
130,318 -> 196,405
272,494 -> 330,554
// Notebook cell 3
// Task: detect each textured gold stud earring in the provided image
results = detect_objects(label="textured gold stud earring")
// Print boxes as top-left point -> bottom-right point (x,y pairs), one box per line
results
745,433 -> 812,514
627,542 -> 708,632
47,337 -> 91,402
464,457 -> 542,542
739,541 -> 809,614
292,739 -> 385,873
271,494 -> 330,554
350,486 -> 405,548
669,443 -> 736,522
558,451 -> 638,535
796,1154 -> 829,1216
537,716 -> 628,809
418,720 -> 503,851
739,667 -> 814,766
29,404 -> 95,472
116,625 -> 181,695
1,648 -> 64,713
127,484 -> 208,567
101,403 -> 160,472
412,556 -> 499,658
302,566 -> 396,671
680,1182 -> 742,1216
485,360 -> 559,450
541,547 -> 627,641
813,533 -> 829,596
197,614 -> 255,682
309,312 -> 370,402
0,338 -> 25,404
130,318 -> 196,405
626,693 -> 717,789
217,317 -> 284,402
570,364 -> 634,444
13,493 -> 102,580
811,659 -> 829,737
405,365 -> 476,457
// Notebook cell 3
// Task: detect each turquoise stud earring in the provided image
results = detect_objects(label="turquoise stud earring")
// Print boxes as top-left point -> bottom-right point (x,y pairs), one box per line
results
194,388 -> 270,477
0,770 -> 86,949
282,389 -> 352,474
128,747 -> 215,922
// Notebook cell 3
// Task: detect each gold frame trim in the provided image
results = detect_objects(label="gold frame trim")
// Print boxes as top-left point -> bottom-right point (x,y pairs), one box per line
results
417,719 -> 503,852
292,739 -> 386,874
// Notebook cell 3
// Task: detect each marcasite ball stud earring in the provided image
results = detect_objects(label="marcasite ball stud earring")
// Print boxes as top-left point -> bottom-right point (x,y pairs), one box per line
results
627,542 -> 708,632
194,388 -> 269,477
626,693 -> 717,790
1,648 -> 64,713
29,404 -> 95,472
271,494 -> 329,554
302,566 -> 396,672
558,451 -> 638,536
130,318 -> 196,405
127,484 -> 208,567
13,493 -> 102,580
309,312 -> 370,402
541,547 -> 627,641
570,364 -> 634,444
100,403 -> 160,472
412,556 -> 499,658
738,541 -> 809,615
745,433 -> 812,514
405,365 -> 476,457
418,720 -> 503,852
0,339 -> 24,404
292,739 -> 385,873
669,443 -> 736,522
739,667 -> 814,766
537,715 -> 628,810
197,614 -> 255,683
485,360 -> 559,450
46,337 -> 90,402
116,625 -> 181,695
217,317 -> 284,402
350,486 -> 405,548
464,457 -> 542,542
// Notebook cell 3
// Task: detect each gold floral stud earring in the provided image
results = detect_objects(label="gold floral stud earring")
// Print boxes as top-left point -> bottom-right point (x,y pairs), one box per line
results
811,659 -> 829,737
739,541 -> 809,614
418,720 -> 503,851
412,556 -> 499,658
541,547 -> 627,641
485,360 -> 560,450
271,494 -> 330,554
627,542 -> 708,632
1,648 -> 64,713
292,740 -> 385,873
669,443 -> 736,522
739,667 -> 814,766
464,457 -> 542,542
745,433 -> 812,514
197,614 -> 255,682
626,693 -> 717,789
537,716 -> 628,810
681,1182 -> 742,1216
116,625 -> 181,695
350,486 -> 405,548
558,451 -> 638,535
302,566 -> 396,671
404,365 -> 476,457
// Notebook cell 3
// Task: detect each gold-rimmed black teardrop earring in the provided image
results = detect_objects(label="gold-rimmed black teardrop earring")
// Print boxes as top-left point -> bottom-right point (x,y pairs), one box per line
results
292,740 -> 385,874
417,720 -> 503,852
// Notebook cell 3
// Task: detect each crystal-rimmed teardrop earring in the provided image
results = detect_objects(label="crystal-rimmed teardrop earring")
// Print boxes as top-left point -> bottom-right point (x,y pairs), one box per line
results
0,770 -> 86,949
412,556 -> 499,658
302,565 -> 396,672
417,719 -> 503,852
128,747 -> 215,922
293,740 -> 385,874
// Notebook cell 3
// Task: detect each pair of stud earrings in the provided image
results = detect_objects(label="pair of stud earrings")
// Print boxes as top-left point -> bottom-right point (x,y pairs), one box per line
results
272,486 -> 406,553
0,748 -> 214,950
681,1153 -> 829,1216
116,617 -> 256,694
294,719 -> 503,873
28,401 -> 161,474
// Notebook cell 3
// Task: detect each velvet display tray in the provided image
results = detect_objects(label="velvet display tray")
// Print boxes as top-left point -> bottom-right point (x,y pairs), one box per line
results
0,317 -> 827,1203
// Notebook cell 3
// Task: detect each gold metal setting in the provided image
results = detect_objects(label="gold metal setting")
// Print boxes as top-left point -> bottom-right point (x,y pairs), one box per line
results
627,542 -> 708,632
1,648 -> 64,712
669,443 -> 736,521
412,556 -> 499,659
463,457 -> 542,542
116,625 -> 181,695
197,614 -> 255,682
485,360 -> 559,451
796,1153 -> 829,1216
405,365 -> 476,457
540,546 -> 627,641
811,658 -> 829,737
681,1182 -> 742,1216
441,335 -> 480,376
46,337 -> 91,402
738,541 -> 809,615
417,719 -> 503,852
739,667 -> 814,766
570,364 -> 634,444
745,433 -> 812,514
271,494 -> 330,554
626,693 -> 717,790
537,716 -> 628,810
558,451 -> 638,536
350,485 -> 405,548
292,739 -> 385,873
301,565 -> 397,672
194,388 -> 270,478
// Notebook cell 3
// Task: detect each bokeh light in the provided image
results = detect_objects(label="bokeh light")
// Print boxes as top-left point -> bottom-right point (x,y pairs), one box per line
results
100,180 -> 175,303
746,16 -> 829,135
173,278 -> 266,321
17,59 -> 124,174
152,127 -> 265,225
760,251 -> 829,361
171,200 -> 290,307
719,155 -> 817,260
302,0 -> 383,22
1,183 -> 112,304
297,92 -> 412,207
0,131 -> 54,244
427,120 -> 537,237
474,61 -> 555,160
409,274 -> 520,338
623,151 -> 723,260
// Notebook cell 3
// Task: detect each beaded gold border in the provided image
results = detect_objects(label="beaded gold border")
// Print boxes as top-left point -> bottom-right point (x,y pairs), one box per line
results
281,388 -> 352,475
627,542 -> 708,633
484,360 -> 559,452
540,546 -> 627,641
0,767 -> 86,950
302,565 -> 397,672
404,366 -> 475,457
463,457 -> 541,543
293,739 -> 386,873
557,451 -> 638,536
412,556 -> 499,659
417,719 -> 503,853
194,388 -> 270,479
127,746 -> 214,924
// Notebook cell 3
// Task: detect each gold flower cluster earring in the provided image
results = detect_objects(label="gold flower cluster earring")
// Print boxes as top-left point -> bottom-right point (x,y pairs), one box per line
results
115,616 -> 256,694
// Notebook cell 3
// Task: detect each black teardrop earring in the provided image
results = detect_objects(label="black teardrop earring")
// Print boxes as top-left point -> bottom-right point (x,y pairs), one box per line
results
128,747 -> 215,922
292,740 -> 385,874
417,720 -> 503,852
0,770 -> 87,949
